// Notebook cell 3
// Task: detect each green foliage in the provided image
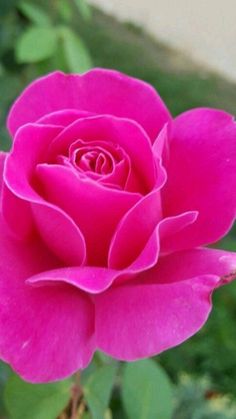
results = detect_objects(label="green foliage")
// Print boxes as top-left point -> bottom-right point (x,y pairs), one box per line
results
18,1 -> 52,26
122,359 -> 173,419
57,0 -> 73,22
4,374 -> 72,419
16,26 -> 57,63
159,278 -> 236,396
58,26 -> 92,72
0,0 -> 18,17
173,375 -> 236,419
0,363 -> 12,416
74,0 -> 92,21
82,363 -> 118,419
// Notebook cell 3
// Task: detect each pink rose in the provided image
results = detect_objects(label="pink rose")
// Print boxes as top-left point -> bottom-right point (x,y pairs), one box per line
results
0,69 -> 236,383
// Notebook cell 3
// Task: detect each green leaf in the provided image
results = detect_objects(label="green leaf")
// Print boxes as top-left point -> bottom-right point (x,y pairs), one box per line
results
74,0 -> 92,21
0,0 -> 18,17
4,374 -> 72,419
18,1 -> 51,26
122,359 -> 173,419
83,364 -> 118,419
0,362 -> 12,415
57,0 -> 73,22
16,26 -> 57,63
59,27 -> 92,73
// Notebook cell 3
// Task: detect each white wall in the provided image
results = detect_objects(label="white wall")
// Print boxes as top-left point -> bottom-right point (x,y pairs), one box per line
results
89,0 -> 236,81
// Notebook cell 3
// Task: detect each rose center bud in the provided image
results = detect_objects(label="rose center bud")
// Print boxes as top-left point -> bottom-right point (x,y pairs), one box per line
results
56,139 -> 131,191
73,147 -> 114,175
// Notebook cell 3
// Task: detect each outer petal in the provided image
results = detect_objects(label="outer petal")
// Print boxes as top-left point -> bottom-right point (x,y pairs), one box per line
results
0,152 -> 7,195
3,124 -> 86,265
0,215 -> 95,382
7,69 -> 171,141
27,266 -> 119,294
27,230 -> 160,294
2,123 -> 62,238
163,109 -> 236,248
144,247 -> 236,285
37,109 -> 92,126
96,247 -> 236,360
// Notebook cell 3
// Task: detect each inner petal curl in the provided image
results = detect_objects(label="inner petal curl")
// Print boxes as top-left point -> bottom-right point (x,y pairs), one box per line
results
57,139 -> 131,190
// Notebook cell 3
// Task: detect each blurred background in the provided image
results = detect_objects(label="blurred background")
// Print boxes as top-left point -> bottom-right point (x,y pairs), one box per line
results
0,1 -> 236,418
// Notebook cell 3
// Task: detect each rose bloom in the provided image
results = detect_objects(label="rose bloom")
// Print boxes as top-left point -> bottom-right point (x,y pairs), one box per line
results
0,69 -> 236,383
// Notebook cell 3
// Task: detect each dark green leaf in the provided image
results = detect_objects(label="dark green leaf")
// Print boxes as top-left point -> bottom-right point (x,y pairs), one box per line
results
18,1 -> 52,26
0,0 -> 18,17
122,359 -> 173,419
16,26 -> 57,63
0,362 -> 12,415
59,27 -> 92,72
4,374 -> 72,419
83,364 -> 118,419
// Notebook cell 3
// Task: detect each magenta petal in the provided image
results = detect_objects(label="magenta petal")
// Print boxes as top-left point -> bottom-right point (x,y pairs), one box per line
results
4,124 -> 86,264
2,184 -> 34,239
28,233 -> 160,293
3,123 -> 62,238
108,159 -> 166,269
36,163 -> 140,265
31,204 -> 87,265
96,275 -> 219,360
8,69 -> 171,141
127,229 -> 159,273
49,115 -> 157,193
147,247 -> 236,285
0,152 -> 7,194
163,109 -> 236,247
0,214 -> 94,383
96,247 -> 236,360
108,190 -> 162,269
159,211 -> 198,254
152,124 -> 170,165
27,266 -> 119,294
122,211 -> 198,275
37,109 -> 92,126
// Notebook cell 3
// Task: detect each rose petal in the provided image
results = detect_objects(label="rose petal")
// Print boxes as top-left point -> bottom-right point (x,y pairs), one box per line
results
27,266 -> 119,294
4,124 -> 86,265
37,109 -> 92,126
2,184 -> 35,239
163,109 -> 236,248
3,124 -> 62,237
159,211 -> 198,254
126,229 -> 160,274
0,214 -> 94,383
96,276 -> 218,360
96,247 -> 236,360
0,152 -> 7,195
36,163 -> 141,266
113,211 -> 198,277
48,115 -> 157,193
108,158 -> 166,269
144,247 -> 236,285
152,123 -> 170,165
8,69 -> 171,141
27,231 -> 160,293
